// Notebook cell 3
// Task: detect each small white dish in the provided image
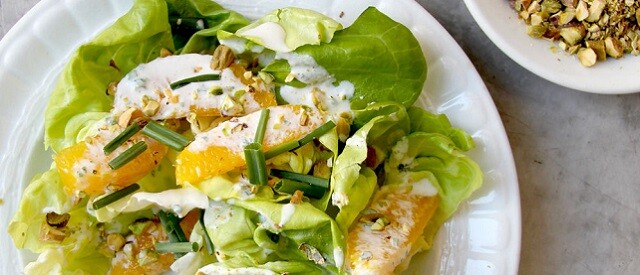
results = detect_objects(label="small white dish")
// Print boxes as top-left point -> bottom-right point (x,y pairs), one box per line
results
464,0 -> 640,94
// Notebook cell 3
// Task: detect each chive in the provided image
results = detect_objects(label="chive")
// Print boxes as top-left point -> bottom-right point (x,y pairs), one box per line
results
142,121 -> 191,151
271,169 -> 329,188
155,242 -> 199,253
158,211 -> 188,243
264,140 -> 300,159
92,183 -> 140,210
298,121 -> 336,145
254,109 -> 270,144
244,143 -> 268,185
108,141 -> 147,170
170,74 -> 220,90
199,210 -> 215,255
263,121 -> 336,159
274,179 -> 326,199
103,123 -> 141,154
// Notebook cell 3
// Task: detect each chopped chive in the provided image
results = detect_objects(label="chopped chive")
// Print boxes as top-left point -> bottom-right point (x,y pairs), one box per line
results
244,143 -> 268,185
170,74 -> 220,90
142,121 -> 191,151
155,242 -> 199,254
264,140 -> 300,159
158,211 -> 188,243
271,169 -> 329,188
199,210 -> 215,255
103,123 -> 141,154
92,183 -> 140,210
263,121 -> 336,159
274,179 -> 326,199
298,120 -> 336,145
254,109 -> 270,144
108,141 -> 147,170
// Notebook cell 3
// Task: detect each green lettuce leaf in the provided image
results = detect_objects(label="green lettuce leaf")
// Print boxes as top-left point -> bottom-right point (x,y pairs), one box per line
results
202,200 -> 345,274
330,103 -> 412,233
263,7 -> 427,109
235,7 -> 342,52
407,106 -> 476,151
384,132 -> 482,248
166,0 -> 249,53
8,167 -> 73,252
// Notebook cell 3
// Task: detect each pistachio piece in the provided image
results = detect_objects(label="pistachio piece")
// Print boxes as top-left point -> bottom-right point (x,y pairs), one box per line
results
559,24 -> 586,45
541,0 -> 562,14
106,81 -> 118,96
211,45 -> 235,70
530,13 -> 544,26
528,24 -> 547,38
39,223 -> 66,243
142,100 -> 160,117
160,48 -> 173,57
585,40 -> 606,60
290,190 -> 304,205
46,212 -> 70,228
298,243 -> 325,265
107,233 -> 126,252
575,0 -> 589,21
561,0 -> 577,8
604,37 -> 624,58
586,0 -> 606,23
577,47 -> 597,67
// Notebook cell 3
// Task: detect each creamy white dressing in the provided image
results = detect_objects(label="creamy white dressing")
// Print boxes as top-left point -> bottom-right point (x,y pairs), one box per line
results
113,54 -> 266,119
238,22 -> 291,53
410,178 -> 438,197
92,187 -> 209,222
275,52 -> 354,120
187,105 -> 323,153
278,203 -> 296,227
334,247 -> 345,269
331,191 -> 349,208
203,201 -> 235,230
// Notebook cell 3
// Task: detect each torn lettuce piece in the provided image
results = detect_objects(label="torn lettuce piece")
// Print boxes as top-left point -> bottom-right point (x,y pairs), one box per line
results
407,106 -> 476,151
202,200 -> 345,273
166,0 -> 249,53
234,7 -> 342,52
384,132 -> 482,249
21,206 -> 110,274
197,261 -> 324,275
331,103 -> 410,232
8,167 -> 73,252
263,7 -> 427,108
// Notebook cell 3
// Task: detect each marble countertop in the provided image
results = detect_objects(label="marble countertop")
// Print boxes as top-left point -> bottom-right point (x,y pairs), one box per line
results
2,0 -> 639,274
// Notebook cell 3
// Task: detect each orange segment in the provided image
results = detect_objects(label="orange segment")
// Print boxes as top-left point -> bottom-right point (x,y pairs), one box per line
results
54,128 -> 167,196
175,105 -> 325,186
346,184 -> 439,273
189,87 -> 277,118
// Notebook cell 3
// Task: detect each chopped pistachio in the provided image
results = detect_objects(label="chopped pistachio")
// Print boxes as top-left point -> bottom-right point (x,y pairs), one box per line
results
219,94 -> 243,115
209,86 -> 223,95
575,0 -> 589,21
527,25 -> 548,38
559,25 -> 586,45
586,40 -> 606,60
298,243 -> 325,265
160,48 -> 172,57
586,0 -> 606,22
39,223 -> 66,243
211,45 -> 235,70
106,81 -> 118,96
530,13 -> 544,25
258,71 -> 274,84
577,47 -> 597,66
561,0 -> 577,8
557,11 -> 576,25
46,212 -> 70,228
142,100 -> 160,117
604,37 -> 624,58
290,190 -> 304,204
107,233 -> 126,252
541,0 -> 562,14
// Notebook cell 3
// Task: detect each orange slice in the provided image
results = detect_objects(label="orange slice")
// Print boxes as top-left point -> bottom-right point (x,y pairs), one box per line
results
54,126 -> 167,196
347,183 -> 439,273
175,105 -> 325,186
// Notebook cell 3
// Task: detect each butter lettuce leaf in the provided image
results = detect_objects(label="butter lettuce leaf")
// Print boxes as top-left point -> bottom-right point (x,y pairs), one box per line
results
331,103 -> 410,232
385,132 -> 482,249
166,0 -> 249,53
263,7 -> 427,108
235,7 -> 342,52
407,106 -> 476,151
202,200 -> 344,274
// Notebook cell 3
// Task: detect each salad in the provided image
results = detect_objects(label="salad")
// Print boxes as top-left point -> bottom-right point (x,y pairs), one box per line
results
8,0 -> 482,274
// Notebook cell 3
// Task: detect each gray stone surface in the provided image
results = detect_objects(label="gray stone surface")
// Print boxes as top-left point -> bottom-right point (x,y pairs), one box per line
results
1,0 -> 639,274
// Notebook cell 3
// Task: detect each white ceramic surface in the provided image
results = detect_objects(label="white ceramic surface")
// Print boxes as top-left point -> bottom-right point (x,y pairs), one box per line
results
0,0 -> 520,274
464,0 -> 640,94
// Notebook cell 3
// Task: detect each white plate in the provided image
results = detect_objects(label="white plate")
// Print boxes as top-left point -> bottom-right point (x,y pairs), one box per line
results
464,0 -> 640,94
0,0 -> 521,274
